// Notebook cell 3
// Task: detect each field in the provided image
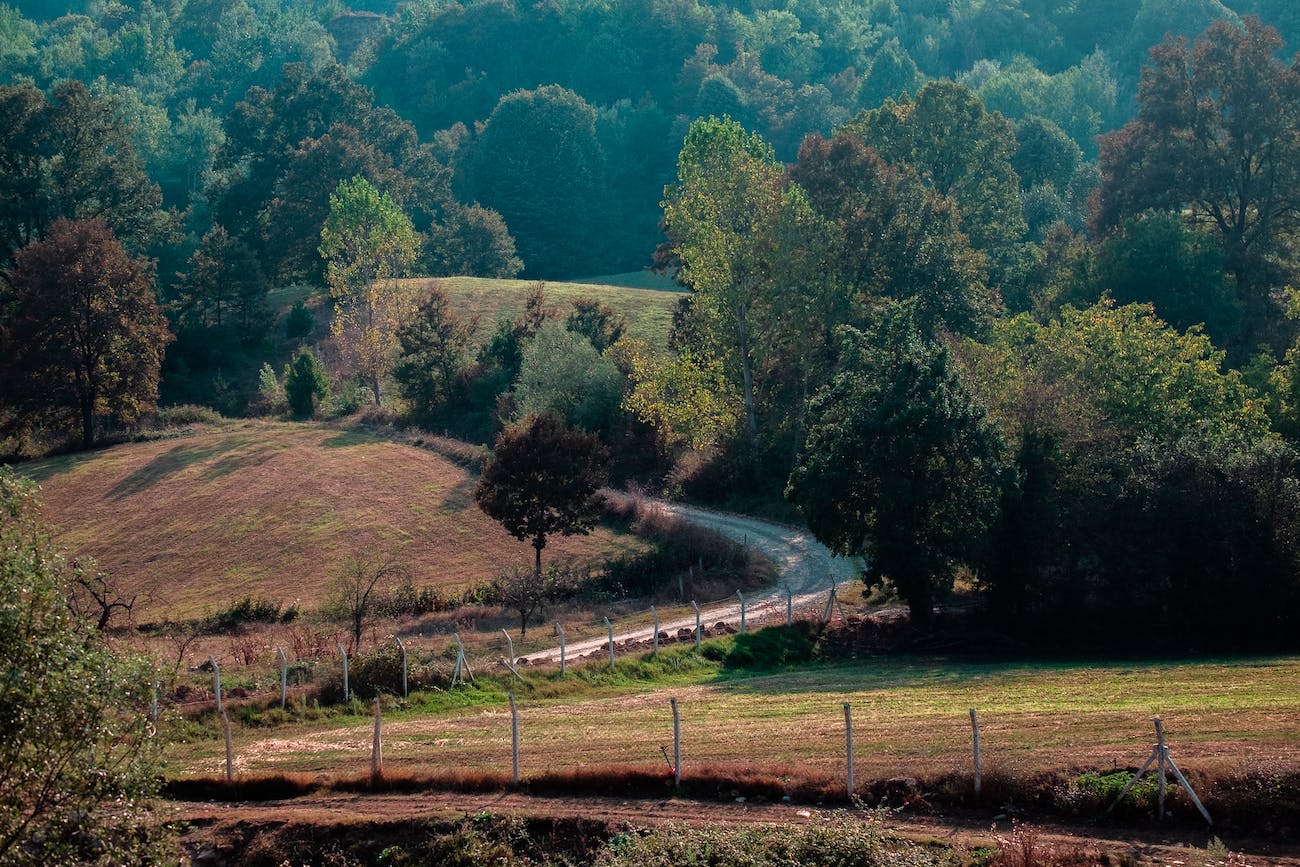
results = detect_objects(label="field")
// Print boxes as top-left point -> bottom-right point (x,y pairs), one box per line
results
406,275 -> 683,350
169,651 -> 1300,792
21,422 -> 648,620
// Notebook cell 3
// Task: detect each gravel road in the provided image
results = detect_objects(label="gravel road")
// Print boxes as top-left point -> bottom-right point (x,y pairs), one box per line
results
526,499 -> 862,663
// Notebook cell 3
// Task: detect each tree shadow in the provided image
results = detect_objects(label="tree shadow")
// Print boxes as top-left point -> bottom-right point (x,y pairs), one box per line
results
322,430 -> 374,449
437,474 -> 479,512
108,440 -> 242,499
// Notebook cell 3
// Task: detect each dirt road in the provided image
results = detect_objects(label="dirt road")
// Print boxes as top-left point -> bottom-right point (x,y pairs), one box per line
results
528,500 -> 861,663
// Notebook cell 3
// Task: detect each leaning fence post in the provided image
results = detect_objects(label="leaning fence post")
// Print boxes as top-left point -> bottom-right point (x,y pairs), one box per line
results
844,703 -> 854,799
209,656 -> 223,714
501,629 -> 515,665
371,699 -> 383,784
394,637 -> 408,698
652,606 -> 660,657
604,617 -> 615,667
337,642 -> 349,702
221,709 -> 234,783
670,696 -> 681,788
554,621 -> 566,675
970,708 -> 982,798
737,590 -> 746,634
276,648 -> 288,709
692,601 -> 701,648
509,692 -> 520,785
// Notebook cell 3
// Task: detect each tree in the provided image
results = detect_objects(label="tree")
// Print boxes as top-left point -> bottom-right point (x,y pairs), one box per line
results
0,468 -> 167,865
328,552 -> 407,654
424,202 -> 523,278
489,564 -> 575,637
786,303 -> 1006,628
319,176 -> 421,405
1093,18 -> 1300,347
392,283 -> 476,422
1,218 -> 171,448
566,296 -> 626,353
283,347 -> 329,419
475,412 -> 610,579
176,224 -> 267,333
514,320 -> 623,433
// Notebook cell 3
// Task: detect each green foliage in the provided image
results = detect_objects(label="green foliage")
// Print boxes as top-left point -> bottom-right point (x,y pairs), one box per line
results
393,284 -> 475,424
788,303 -> 1007,628
515,320 -> 623,434
424,202 -> 523,279
723,623 -> 816,669
0,469 -> 169,865
1065,771 -> 1160,817
283,347 -> 329,419
284,300 -> 314,342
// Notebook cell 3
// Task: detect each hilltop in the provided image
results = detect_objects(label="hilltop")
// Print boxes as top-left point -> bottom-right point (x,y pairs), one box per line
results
21,421 -> 647,621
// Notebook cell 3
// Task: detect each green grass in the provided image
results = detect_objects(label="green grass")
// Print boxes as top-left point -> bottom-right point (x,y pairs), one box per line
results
165,643 -> 1300,787
406,276 -> 682,352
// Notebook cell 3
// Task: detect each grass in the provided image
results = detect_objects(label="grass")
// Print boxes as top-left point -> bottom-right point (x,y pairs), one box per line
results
21,420 -> 649,620
164,647 -> 1300,798
407,276 -> 682,351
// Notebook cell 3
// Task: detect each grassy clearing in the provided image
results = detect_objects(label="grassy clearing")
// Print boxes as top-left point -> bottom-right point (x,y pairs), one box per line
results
166,647 -> 1300,794
21,421 -> 649,620
409,276 -> 682,350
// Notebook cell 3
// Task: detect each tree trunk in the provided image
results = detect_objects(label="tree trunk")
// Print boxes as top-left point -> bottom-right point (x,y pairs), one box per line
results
81,397 -> 95,448
533,537 -> 544,579
908,578 -> 935,631
371,373 -> 382,406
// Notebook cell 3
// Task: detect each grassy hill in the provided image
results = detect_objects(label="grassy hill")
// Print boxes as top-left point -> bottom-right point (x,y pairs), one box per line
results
404,275 -> 683,350
21,421 -> 647,621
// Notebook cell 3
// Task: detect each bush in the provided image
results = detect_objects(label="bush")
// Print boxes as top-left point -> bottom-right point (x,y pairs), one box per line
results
284,299 -> 314,341
149,403 -> 223,427
723,622 -> 816,669
284,348 -> 330,418
1061,771 -> 1161,819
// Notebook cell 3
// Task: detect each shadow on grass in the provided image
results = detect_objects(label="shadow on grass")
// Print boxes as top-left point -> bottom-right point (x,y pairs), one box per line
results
108,439 -> 244,499
322,430 -> 374,449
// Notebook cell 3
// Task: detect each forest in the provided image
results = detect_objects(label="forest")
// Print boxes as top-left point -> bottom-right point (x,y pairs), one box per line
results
3,0 -> 1300,651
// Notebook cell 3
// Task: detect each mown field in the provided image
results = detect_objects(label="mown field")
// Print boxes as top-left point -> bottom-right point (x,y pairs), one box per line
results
169,651 -> 1300,790
21,422 -> 648,620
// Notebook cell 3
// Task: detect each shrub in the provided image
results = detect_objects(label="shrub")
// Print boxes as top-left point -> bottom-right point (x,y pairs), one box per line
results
149,403 -> 223,427
285,299 -> 314,341
723,622 -> 816,669
284,347 -> 330,418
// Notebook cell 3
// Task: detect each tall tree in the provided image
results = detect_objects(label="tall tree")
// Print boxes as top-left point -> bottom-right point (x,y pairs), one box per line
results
1093,17 -> 1300,347
1,219 -> 171,448
787,303 -> 1006,628
392,283 -> 476,422
319,176 -> 420,406
475,412 -> 610,579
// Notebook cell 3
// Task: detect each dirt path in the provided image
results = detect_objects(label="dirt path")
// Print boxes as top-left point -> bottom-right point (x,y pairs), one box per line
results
527,499 -> 861,663
174,790 -> 1300,865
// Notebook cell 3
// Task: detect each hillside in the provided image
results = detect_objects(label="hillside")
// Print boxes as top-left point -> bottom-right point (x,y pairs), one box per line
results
408,275 -> 683,351
21,422 -> 647,621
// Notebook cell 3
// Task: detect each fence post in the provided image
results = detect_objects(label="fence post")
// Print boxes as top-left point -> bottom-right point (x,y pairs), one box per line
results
210,657 -> 223,715
670,696 -> 681,788
337,642 -> 349,702
679,570 -> 685,601
970,708 -> 982,798
604,617 -> 615,667
844,703 -> 854,799
737,590 -> 746,634
221,709 -> 234,783
509,692 -> 520,786
394,637 -> 408,699
1155,716 -> 1167,819
275,648 -> 288,708
787,586 -> 793,626
371,699 -> 383,784
554,621 -> 566,676
501,629 -> 515,665
692,601 -> 701,648
652,606 -> 659,657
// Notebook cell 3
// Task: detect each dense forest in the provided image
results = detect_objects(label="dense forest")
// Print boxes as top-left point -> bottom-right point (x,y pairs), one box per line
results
4,0 -> 1300,648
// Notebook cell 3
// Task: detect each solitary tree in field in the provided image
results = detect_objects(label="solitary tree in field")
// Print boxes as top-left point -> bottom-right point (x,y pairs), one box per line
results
319,176 -> 420,405
475,412 -> 610,580
0,218 -> 171,448
329,551 -> 407,654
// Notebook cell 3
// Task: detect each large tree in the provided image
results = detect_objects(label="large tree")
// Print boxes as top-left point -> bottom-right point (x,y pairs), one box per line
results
1093,17 -> 1300,347
475,412 -> 610,579
1,218 -> 171,448
787,303 -> 1006,628
392,283 -> 476,422
319,176 -> 420,405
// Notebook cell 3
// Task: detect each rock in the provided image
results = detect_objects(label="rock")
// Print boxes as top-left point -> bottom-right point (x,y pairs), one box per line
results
516,657 -> 531,666
677,627 -> 694,641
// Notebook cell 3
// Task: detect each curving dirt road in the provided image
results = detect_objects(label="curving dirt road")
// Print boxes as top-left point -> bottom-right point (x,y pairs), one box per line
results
526,499 -> 862,664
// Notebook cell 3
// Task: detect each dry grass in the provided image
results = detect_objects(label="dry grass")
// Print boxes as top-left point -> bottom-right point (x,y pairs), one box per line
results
20,421 -> 648,620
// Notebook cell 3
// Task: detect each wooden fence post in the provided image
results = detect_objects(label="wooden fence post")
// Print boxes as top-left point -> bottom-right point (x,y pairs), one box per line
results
786,586 -> 793,626
1155,716 -> 1167,819
337,642 -> 349,702
970,708 -> 982,798
276,648 -> 288,709
605,617 -> 615,667
509,692 -> 520,786
210,657 -> 222,715
554,621 -> 566,676
670,696 -> 681,788
737,590 -> 746,634
844,703 -> 854,799
652,606 -> 659,657
371,699 -> 383,784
